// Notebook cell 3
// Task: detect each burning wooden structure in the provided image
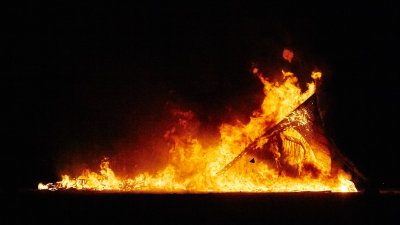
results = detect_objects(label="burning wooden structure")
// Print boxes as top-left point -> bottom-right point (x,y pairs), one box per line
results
218,94 -> 364,186
38,49 -> 360,192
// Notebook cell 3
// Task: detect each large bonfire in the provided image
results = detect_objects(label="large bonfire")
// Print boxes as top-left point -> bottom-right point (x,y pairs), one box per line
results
38,49 -> 357,192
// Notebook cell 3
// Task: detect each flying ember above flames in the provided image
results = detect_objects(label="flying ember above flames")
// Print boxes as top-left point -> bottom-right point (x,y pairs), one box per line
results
38,49 -> 358,193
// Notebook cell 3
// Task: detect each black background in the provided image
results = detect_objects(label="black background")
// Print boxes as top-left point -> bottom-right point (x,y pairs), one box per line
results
10,2 -> 400,191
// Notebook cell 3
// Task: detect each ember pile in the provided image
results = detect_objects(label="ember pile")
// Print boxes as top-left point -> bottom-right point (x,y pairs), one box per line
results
38,49 -> 358,192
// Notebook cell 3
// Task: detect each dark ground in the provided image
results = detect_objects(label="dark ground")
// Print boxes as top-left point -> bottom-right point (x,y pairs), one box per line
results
11,192 -> 400,225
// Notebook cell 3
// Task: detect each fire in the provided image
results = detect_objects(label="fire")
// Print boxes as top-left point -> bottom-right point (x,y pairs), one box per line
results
38,51 -> 357,193
38,183 -> 48,190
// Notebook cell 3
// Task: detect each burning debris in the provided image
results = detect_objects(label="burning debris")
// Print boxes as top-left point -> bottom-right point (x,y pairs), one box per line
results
282,49 -> 294,63
38,49 -> 358,193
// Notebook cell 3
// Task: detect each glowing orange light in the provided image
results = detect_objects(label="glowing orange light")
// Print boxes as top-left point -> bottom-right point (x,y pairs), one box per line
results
282,49 -> 294,63
38,50 -> 357,193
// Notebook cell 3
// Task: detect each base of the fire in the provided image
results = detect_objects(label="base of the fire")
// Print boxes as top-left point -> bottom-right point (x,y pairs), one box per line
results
38,161 -> 357,192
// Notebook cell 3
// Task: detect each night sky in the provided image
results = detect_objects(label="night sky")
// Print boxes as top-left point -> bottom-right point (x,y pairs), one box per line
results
10,2 -> 400,191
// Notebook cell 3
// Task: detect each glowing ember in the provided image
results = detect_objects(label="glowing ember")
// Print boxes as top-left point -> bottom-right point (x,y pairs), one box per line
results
38,53 -> 357,193
282,49 -> 294,63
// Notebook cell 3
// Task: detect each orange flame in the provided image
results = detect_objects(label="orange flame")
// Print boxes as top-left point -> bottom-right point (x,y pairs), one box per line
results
282,49 -> 294,63
38,65 -> 357,193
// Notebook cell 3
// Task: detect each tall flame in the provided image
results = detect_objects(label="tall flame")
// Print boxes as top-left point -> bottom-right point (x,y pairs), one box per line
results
38,64 -> 357,192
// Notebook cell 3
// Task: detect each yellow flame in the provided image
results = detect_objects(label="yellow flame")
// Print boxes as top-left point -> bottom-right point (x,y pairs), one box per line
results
38,68 -> 357,193
38,183 -> 48,190
311,71 -> 322,80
